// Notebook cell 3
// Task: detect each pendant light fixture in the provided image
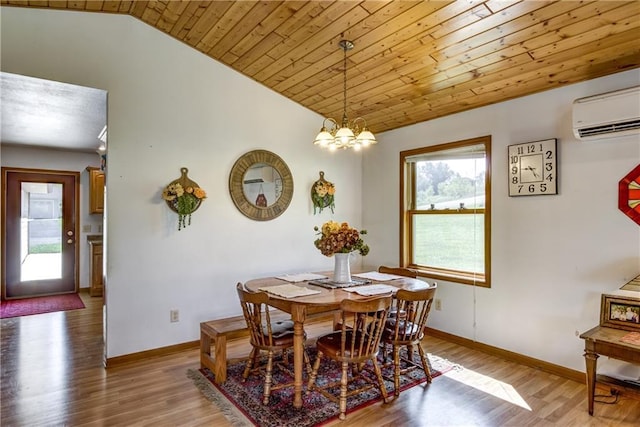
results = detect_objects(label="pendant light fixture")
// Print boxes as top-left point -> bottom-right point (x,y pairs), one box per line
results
313,39 -> 377,151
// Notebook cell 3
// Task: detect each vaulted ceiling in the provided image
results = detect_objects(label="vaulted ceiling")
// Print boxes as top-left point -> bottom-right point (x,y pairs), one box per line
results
3,0 -> 640,136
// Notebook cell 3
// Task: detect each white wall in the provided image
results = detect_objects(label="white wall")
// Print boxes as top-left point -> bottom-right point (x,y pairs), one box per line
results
0,146 -> 103,290
363,69 -> 640,371
1,8 -> 365,357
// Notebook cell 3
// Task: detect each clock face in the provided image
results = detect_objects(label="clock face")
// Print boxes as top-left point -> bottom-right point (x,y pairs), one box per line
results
508,139 -> 557,196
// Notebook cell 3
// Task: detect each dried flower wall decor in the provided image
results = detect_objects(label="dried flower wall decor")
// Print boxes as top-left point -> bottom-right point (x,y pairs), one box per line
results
311,171 -> 335,214
162,167 -> 207,230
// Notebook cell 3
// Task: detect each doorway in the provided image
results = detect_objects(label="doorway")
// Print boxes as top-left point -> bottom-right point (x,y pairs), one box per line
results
2,168 -> 79,299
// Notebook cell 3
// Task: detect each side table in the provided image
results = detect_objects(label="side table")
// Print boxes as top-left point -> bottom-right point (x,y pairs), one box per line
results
579,325 -> 640,415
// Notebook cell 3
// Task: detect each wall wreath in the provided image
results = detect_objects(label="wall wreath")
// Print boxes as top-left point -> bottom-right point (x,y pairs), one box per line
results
311,171 -> 335,214
162,167 -> 207,230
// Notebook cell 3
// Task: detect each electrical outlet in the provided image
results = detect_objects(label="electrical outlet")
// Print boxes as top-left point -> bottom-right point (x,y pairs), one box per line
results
435,299 -> 442,311
170,309 -> 179,322
82,224 -> 92,233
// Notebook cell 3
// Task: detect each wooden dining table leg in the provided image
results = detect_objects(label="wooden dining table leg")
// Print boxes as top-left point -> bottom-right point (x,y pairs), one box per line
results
291,304 -> 306,409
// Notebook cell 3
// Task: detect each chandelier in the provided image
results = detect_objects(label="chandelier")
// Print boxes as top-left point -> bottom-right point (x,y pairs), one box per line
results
313,39 -> 377,151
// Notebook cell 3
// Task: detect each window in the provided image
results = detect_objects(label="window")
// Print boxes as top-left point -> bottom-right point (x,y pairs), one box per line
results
400,136 -> 491,287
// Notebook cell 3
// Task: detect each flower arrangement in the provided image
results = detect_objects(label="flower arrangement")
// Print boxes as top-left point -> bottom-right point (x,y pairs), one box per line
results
313,220 -> 369,257
312,171 -> 335,214
162,182 -> 206,230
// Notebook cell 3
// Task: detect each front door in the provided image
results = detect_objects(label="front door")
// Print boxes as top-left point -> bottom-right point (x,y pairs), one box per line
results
2,168 -> 79,299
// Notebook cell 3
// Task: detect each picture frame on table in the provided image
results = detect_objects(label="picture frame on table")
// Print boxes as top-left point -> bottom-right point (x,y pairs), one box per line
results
600,293 -> 640,331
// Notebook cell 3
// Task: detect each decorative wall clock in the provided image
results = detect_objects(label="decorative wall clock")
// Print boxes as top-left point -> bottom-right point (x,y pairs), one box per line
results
619,164 -> 640,226
508,138 -> 558,196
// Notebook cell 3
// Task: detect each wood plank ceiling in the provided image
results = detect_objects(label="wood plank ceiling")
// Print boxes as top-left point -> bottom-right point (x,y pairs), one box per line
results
3,1 -> 640,134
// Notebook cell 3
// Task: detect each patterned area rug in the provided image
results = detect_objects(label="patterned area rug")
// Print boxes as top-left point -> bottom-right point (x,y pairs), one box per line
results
0,293 -> 85,319
188,346 -> 457,427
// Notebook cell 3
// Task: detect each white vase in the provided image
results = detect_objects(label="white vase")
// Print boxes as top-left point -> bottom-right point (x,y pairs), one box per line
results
333,252 -> 352,284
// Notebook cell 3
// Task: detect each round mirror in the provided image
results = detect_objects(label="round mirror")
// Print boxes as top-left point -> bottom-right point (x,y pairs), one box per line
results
229,150 -> 293,221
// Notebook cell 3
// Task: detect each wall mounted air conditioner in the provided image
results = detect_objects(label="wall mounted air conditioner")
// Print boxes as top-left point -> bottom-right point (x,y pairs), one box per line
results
572,86 -> 640,141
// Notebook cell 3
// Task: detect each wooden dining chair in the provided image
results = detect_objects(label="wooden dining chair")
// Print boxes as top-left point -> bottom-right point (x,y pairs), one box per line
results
307,295 -> 392,420
377,265 -> 419,321
236,282 -> 310,404
378,265 -> 419,278
380,285 -> 437,397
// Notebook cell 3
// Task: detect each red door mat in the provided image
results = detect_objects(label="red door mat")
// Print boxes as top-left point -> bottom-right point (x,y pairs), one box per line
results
1,294 -> 85,319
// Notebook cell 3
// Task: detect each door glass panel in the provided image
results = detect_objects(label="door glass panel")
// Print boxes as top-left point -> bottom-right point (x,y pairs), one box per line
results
20,182 -> 62,281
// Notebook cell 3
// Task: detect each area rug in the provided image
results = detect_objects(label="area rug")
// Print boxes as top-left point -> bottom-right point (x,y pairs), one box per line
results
0,293 -> 85,319
188,347 -> 458,427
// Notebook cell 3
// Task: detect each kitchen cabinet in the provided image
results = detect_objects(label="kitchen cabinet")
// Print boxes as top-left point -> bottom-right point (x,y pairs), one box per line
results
86,167 -> 104,214
88,236 -> 103,297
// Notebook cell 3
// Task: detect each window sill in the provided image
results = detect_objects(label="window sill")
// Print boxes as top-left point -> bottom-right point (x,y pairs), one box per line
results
411,266 -> 490,288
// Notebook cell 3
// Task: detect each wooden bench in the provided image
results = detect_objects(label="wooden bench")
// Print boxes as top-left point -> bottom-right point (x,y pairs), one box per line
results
200,310 -> 336,384
200,311 -> 292,384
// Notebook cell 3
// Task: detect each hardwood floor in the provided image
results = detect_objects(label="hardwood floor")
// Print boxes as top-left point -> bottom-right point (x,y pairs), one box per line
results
1,292 -> 638,426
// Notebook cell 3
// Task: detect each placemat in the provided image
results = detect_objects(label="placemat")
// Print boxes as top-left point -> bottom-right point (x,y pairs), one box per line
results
259,284 -> 321,298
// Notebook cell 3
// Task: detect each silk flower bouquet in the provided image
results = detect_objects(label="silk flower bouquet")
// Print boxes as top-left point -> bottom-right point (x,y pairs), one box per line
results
313,220 -> 369,257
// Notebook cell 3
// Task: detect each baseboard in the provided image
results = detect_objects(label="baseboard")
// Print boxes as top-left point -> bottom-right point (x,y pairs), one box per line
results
427,328 -> 640,400
425,327 -> 585,384
105,311 -> 336,368
106,340 -> 199,368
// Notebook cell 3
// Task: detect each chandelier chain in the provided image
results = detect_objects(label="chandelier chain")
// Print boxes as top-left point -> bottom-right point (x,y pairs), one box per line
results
343,43 -> 347,120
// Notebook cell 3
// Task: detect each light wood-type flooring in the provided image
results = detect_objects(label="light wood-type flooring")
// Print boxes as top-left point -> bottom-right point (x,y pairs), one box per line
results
1,292 -> 638,426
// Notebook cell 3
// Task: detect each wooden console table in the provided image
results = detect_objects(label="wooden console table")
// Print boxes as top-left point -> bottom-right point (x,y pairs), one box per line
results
579,326 -> 640,415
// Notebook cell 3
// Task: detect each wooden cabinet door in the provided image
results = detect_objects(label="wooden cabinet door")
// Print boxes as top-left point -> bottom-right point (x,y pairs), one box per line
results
89,242 -> 103,297
87,167 -> 104,214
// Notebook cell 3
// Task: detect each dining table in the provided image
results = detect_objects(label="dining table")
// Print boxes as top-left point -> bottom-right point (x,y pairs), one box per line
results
244,271 -> 434,409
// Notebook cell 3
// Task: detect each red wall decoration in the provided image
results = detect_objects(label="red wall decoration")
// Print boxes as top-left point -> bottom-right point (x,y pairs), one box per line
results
619,164 -> 640,226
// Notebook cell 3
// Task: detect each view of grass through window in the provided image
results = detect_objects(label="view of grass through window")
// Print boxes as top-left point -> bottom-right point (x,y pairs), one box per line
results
30,243 -> 62,254
413,215 -> 484,273
28,218 -> 62,254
